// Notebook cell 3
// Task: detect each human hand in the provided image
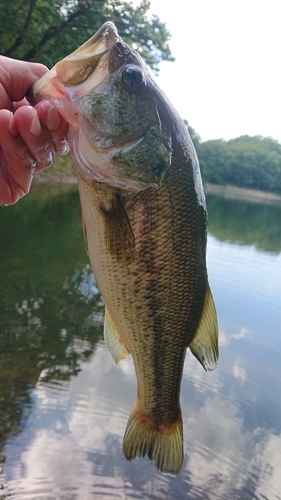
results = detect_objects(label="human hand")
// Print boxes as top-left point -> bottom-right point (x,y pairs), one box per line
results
0,56 -> 69,205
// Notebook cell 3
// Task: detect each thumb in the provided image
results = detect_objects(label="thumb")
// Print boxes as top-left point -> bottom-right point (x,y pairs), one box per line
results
0,56 -> 48,104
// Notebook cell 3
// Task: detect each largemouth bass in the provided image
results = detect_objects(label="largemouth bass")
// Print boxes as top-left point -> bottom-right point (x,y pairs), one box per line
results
28,22 -> 218,475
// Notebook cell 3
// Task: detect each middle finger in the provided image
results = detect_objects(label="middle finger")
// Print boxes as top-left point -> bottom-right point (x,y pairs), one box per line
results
35,101 -> 69,157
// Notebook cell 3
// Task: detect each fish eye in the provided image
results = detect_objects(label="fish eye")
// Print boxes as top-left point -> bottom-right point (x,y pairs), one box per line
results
121,66 -> 144,89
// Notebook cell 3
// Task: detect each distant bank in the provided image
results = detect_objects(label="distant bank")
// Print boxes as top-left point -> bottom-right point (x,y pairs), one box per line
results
204,182 -> 281,204
33,155 -> 281,204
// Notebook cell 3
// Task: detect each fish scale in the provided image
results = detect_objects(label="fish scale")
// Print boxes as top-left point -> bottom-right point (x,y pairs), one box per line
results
77,154 -> 205,445
29,21 -> 218,475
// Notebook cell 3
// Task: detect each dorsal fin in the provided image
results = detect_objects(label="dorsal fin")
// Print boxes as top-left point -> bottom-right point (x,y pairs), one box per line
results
104,307 -> 130,364
189,282 -> 219,371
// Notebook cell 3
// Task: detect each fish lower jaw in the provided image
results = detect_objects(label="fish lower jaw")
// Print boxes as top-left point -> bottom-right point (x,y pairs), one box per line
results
32,72 -> 68,102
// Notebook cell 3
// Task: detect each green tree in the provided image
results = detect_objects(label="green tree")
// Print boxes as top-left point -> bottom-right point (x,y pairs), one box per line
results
197,135 -> 281,194
0,0 -> 174,72
197,138 -> 231,185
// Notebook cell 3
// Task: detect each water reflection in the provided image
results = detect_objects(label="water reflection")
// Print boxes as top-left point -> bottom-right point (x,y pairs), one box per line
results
0,186 -> 281,499
0,185 -> 104,453
207,194 -> 281,253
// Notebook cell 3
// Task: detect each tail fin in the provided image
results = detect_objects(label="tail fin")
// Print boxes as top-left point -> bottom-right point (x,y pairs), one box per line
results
122,401 -> 183,476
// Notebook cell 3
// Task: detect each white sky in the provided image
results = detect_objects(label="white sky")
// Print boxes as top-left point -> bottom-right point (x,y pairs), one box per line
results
138,0 -> 281,142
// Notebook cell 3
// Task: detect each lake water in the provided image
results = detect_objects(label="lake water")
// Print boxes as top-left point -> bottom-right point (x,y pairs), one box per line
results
0,184 -> 281,499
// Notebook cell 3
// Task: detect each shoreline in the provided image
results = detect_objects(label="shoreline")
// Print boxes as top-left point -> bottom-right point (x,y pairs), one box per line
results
204,182 -> 281,204
33,161 -> 281,205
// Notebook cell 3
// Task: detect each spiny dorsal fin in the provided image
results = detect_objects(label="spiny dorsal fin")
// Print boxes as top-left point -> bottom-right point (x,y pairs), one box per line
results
104,307 -> 130,364
189,282 -> 219,371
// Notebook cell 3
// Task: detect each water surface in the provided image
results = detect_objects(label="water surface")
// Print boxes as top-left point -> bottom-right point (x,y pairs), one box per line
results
0,185 -> 281,499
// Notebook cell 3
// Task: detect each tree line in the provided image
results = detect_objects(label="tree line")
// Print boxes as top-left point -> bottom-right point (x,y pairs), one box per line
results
187,124 -> 281,195
0,0 -> 174,72
2,1 -> 279,195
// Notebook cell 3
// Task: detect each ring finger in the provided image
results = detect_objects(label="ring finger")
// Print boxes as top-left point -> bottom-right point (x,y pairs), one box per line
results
14,105 -> 55,172
0,110 -> 36,204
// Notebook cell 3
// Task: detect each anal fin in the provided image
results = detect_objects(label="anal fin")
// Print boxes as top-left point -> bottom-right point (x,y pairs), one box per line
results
189,282 -> 219,371
104,307 -> 130,364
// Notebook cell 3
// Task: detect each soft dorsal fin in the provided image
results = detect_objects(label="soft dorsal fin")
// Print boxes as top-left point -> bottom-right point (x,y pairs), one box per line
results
189,283 -> 219,371
104,307 -> 130,364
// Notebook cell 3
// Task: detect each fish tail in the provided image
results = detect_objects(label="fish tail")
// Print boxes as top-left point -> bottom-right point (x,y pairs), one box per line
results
122,400 -> 183,476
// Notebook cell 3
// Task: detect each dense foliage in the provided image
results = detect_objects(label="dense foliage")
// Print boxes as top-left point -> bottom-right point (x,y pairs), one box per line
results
189,130 -> 281,195
2,1 -> 279,195
0,0 -> 174,72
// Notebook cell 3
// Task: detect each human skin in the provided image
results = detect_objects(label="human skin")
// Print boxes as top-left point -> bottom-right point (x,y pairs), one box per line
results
0,56 -> 69,205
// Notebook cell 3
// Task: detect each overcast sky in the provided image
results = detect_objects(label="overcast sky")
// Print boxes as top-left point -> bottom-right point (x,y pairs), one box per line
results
140,0 -> 281,143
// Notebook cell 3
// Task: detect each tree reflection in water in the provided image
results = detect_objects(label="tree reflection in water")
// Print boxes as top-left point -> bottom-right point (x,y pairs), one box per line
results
207,194 -> 281,254
0,184 -> 103,453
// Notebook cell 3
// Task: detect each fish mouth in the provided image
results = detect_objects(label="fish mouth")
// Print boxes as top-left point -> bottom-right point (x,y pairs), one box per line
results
55,21 -> 118,86
27,22 -> 119,104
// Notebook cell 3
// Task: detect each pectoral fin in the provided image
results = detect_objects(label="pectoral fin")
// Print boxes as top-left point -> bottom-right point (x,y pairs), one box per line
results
100,194 -> 135,262
104,307 -> 130,364
189,283 -> 219,371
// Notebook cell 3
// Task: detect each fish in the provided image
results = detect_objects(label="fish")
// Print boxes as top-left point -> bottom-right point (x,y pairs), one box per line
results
28,21 -> 218,475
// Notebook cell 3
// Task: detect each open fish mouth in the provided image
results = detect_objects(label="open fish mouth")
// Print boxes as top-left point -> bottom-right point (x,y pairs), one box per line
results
54,22 -> 118,86
27,22 -> 119,104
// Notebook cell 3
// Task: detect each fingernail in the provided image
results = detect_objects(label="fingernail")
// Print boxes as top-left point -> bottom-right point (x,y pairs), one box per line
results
30,112 -> 41,136
47,105 -> 61,131
54,138 -> 69,156
8,113 -> 18,136
30,160 -> 37,176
